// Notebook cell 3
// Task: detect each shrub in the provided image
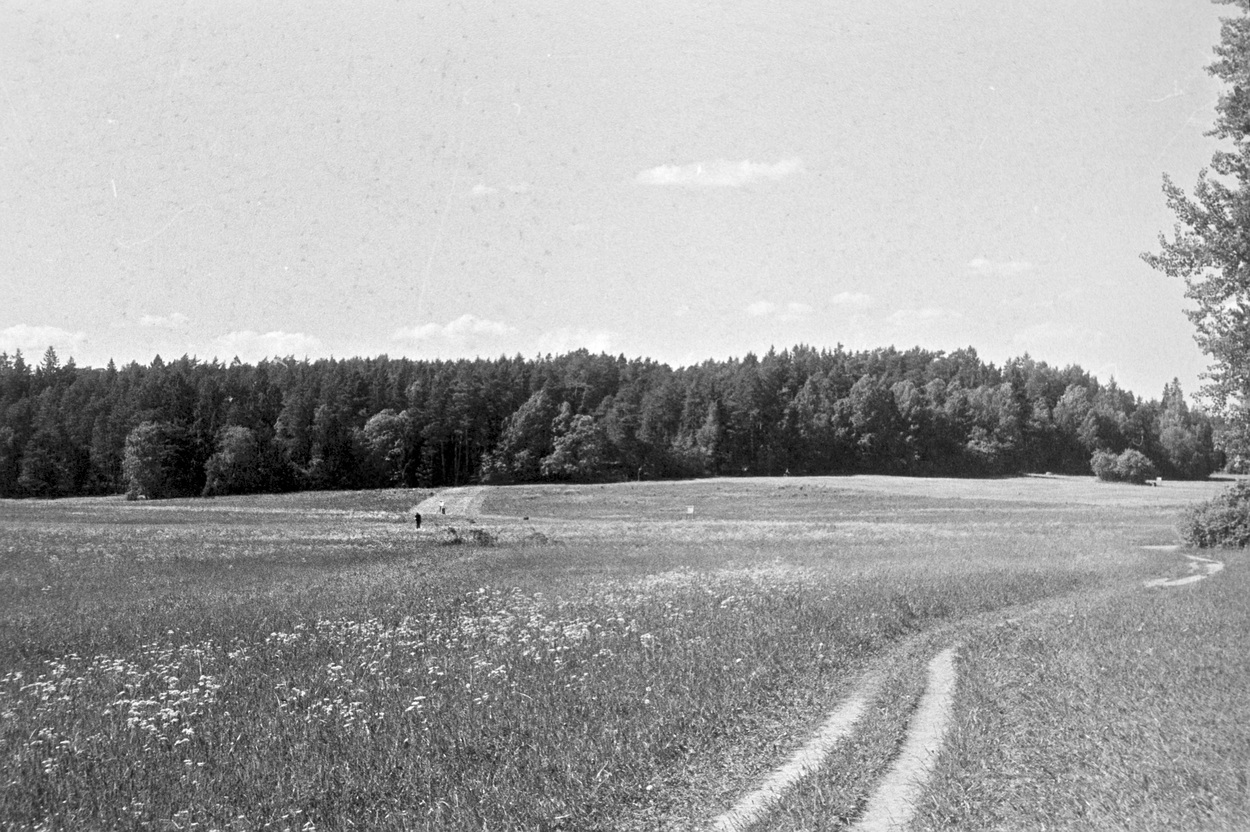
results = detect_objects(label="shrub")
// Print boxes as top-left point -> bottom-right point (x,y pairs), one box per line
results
466,528 -> 498,546
435,526 -> 498,546
1180,480 -> 1250,547
1090,449 -> 1158,485
1090,450 -> 1118,481
1114,449 -> 1158,484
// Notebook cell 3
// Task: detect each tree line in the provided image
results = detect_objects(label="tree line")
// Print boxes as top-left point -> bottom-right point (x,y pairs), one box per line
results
0,344 -> 1218,499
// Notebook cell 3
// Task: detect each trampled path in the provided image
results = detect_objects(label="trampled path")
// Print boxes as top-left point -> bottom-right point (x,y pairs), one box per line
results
709,547 -> 1233,829
849,648 -> 958,832
710,677 -> 880,832
415,486 -> 487,519
1142,552 -> 1225,588
712,646 -> 960,832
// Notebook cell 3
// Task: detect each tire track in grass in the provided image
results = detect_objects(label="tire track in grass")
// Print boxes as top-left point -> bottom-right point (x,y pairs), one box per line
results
686,582 -> 1119,829
1142,552 -> 1225,588
712,646 -> 960,832
709,674 -> 882,832
848,647 -> 959,832
683,555 -> 1198,829
755,644 -> 932,832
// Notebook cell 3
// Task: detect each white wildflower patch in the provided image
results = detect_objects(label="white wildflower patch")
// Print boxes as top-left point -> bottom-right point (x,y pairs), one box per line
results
1,560 -> 862,829
2,642 -> 227,781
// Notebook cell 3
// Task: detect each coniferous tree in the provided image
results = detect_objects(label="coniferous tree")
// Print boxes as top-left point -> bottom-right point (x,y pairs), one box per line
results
0,346 -> 1218,496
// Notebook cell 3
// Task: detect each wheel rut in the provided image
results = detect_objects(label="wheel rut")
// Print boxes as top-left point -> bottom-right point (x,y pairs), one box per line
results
706,546 -> 1231,830
711,644 -> 959,832
848,647 -> 958,832
1143,553 -> 1224,588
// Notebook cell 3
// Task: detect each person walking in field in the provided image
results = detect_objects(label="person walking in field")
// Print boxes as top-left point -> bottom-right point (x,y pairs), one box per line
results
439,500 -> 446,515
413,511 -> 422,528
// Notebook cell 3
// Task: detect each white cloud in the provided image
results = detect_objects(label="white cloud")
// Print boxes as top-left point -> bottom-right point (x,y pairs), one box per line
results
830,291 -> 874,308
139,312 -> 189,329
208,330 -> 322,362
966,257 -> 1036,277
636,157 -> 803,187
0,324 -> 87,360
390,314 -> 522,358
746,301 -> 812,321
393,314 -> 516,343
535,327 -> 615,355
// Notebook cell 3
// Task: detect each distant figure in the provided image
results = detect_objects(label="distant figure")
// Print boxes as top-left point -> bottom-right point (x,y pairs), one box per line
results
414,511 -> 422,528
439,500 -> 446,515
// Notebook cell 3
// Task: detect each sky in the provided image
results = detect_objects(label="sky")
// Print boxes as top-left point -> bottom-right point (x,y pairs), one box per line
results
0,0 -> 1235,401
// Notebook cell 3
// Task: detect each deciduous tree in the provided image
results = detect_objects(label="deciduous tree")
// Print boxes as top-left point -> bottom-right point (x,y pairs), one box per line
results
1144,0 -> 1250,456
122,421 -> 200,499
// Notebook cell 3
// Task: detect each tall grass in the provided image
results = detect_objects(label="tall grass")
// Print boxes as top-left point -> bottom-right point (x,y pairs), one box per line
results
916,564 -> 1250,831
0,479 -> 1190,829
3,567 -> 1071,829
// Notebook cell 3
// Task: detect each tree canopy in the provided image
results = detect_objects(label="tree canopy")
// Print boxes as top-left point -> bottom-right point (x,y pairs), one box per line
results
0,345 -> 1219,498
1144,0 -> 1250,464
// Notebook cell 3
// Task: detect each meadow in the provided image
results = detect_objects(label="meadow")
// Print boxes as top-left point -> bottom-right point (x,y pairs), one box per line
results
1,475 -> 1245,830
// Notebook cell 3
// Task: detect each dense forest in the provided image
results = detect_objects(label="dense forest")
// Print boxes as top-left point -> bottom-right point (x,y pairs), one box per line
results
0,344 -> 1219,499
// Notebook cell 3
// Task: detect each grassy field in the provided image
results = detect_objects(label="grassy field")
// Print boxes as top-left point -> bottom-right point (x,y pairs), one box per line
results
0,475 -> 1244,830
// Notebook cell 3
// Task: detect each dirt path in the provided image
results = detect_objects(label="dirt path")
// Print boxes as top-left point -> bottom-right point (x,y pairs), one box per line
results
415,486 -> 486,519
708,544 -> 1230,829
1143,554 -> 1225,588
705,579 -> 1124,831
849,648 -> 959,832
710,678 -> 881,832
710,645 -> 958,832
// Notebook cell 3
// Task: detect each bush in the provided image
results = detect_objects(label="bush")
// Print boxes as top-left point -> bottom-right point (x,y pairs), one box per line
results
435,526 -> 498,547
466,528 -> 497,546
1180,480 -> 1250,547
1115,449 -> 1158,484
1090,449 -> 1158,485
1090,450 -> 1118,481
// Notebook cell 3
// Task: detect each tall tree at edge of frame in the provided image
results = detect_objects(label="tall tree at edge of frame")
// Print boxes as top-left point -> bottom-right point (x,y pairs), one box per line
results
1144,0 -> 1250,461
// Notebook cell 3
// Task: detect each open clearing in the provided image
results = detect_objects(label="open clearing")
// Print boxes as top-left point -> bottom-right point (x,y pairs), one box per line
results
2,475 -> 1247,830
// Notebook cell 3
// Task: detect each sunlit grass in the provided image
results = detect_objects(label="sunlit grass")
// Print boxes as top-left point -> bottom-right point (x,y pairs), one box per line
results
915,560 -> 1250,831
0,477 -> 1226,829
